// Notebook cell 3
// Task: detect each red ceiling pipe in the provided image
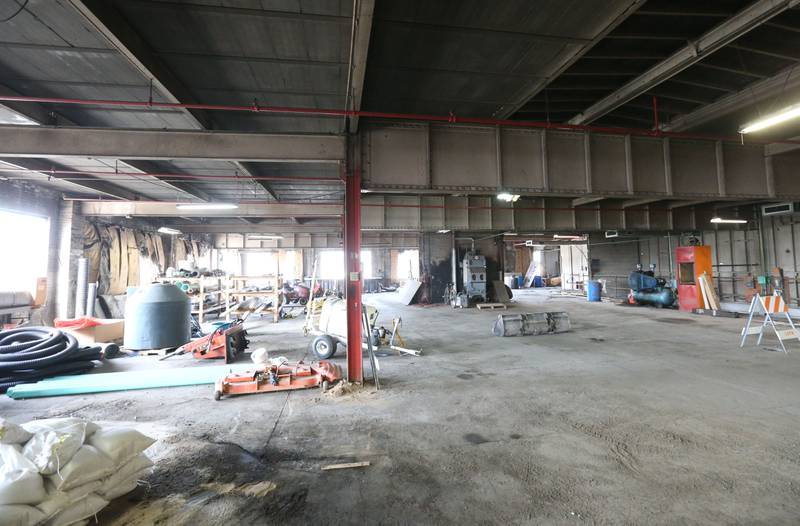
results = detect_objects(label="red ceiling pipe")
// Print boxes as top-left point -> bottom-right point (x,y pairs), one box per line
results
1,94 -> 799,147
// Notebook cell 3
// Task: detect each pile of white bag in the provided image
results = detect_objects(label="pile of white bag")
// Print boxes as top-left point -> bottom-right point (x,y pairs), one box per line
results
0,417 -> 155,526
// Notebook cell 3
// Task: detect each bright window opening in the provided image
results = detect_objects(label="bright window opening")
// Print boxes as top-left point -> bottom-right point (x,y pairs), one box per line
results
318,250 -> 373,280
397,250 -> 420,281
319,251 -> 344,279
0,209 -> 49,294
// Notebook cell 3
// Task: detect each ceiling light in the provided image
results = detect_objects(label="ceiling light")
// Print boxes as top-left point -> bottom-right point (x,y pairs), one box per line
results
710,217 -> 747,224
497,193 -> 520,202
157,227 -> 181,235
248,234 -> 284,240
740,104 -> 800,134
175,203 -> 238,210
553,234 -> 585,240
437,229 -> 451,234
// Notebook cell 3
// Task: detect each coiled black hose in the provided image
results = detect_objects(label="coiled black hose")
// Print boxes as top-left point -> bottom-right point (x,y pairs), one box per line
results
0,327 -> 103,393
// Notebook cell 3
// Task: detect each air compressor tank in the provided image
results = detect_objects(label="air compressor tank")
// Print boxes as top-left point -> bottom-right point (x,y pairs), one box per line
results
124,283 -> 191,350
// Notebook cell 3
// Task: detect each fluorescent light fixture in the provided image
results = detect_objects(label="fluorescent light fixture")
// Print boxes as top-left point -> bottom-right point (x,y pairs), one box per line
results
157,227 -> 181,235
175,203 -> 238,210
497,193 -> 521,202
248,234 -> 284,240
437,229 -> 451,234
553,234 -> 585,240
740,104 -> 800,134
710,217 -> 747,224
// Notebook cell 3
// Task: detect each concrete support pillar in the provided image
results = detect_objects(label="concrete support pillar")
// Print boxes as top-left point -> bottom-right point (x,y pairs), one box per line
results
56,201 -> 85,320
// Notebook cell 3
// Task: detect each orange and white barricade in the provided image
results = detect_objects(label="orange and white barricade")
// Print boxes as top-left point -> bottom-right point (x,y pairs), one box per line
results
740,292 -> 799,353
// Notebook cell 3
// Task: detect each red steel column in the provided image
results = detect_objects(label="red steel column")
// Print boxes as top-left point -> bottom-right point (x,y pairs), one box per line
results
344,163 -> 363,383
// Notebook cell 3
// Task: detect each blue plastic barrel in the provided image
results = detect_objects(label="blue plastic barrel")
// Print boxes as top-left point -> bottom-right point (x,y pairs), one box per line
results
516,275 -> 524,288
533,276 -> 544,288
587,280 -> 602,302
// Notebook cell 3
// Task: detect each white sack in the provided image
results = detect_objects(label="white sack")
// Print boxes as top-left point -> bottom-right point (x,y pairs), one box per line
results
87,428 -> 154,466
47,445 -> 115,491
0,444 -> 37,472
44,493 -> 107,526
100,453 -> 153,492
0,419 -> 32,445
0,468 -> 45,506
22,423 -> 86,475
0,504 -> 45,526
21,419 -> 98,438
37,479 -> 102,521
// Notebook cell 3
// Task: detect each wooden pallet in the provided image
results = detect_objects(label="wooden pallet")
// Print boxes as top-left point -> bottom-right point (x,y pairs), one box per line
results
477,303 -> 508,310
137,347 -> 174,357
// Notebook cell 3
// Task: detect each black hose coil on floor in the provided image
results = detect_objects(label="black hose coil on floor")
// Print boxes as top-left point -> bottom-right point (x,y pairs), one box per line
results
0,327 -> 103,393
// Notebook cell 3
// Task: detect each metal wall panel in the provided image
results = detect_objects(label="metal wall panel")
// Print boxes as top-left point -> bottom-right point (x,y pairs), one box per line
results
723,144 -> 768,196
362,123 -> 778,199
445,195 -> 469,229
670,140 -> 717,196
772,152 -> 800,197
361,194 -> 385,228
590,134 -> 628,194
545,198 -> 575,230
500,129 -> 545,190
365,125 -> 429,187
468,196 -> 492,230
546,132 -> 587,193
513,198 -> 545,231
625,208 -> 648,230
600,201 -> 624,229
575,204 -> 601,230
385,195 -> 421,230
420,195 -> 445,230
431,126 -> 497,189
630,136 -> 666,194
492,200 -> 514,231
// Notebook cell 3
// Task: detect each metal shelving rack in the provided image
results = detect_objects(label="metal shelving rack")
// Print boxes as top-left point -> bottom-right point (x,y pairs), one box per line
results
224,275 -> 282,323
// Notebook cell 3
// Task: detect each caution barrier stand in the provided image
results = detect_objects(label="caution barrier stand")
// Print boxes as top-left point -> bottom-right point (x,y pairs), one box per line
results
740,292 -> 799,354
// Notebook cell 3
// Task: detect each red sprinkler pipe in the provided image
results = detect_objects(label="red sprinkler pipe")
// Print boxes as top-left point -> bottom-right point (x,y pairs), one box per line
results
2,94 -> 800,147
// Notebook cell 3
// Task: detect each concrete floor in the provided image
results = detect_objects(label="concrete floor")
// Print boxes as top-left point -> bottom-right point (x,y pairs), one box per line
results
4,290 -> 800,524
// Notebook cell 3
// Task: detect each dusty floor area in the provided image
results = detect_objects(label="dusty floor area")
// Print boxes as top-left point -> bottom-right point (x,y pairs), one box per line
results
4,290 -> 800,524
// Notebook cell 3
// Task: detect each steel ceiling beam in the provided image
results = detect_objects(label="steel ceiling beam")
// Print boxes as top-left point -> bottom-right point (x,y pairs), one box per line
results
569,0 -> 800,125
4,158 -> 142,200
122,0 -> 350,23
0,125 -> 346,162
164,223 -> 342,234
494,0 -> 645,119
665,63 -> 800,134
0,85 -> 191,200
572,197 -> 606,207
377,18 -> 591,45
79,201 -> 343,218
345,0 -> 375,133
68,0 -> 272,204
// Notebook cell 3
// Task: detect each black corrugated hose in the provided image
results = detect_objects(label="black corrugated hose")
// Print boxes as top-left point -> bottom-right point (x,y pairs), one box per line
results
0,327 -> 103,393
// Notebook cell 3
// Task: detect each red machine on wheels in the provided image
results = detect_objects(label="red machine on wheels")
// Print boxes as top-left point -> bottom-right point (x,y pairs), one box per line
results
171,320 -> 249,363
213,360 -> 342,400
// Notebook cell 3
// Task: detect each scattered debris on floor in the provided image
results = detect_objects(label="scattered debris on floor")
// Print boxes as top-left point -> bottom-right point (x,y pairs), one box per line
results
321,461 -> 370,471
492,312 -> 571,337
323,381 -> 366,398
